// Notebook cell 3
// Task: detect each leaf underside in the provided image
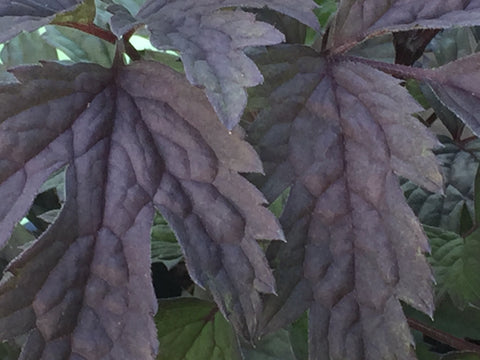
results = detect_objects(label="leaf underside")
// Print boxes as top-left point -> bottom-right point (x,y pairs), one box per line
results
0,60 -> 283,358
246,45 -> 442,360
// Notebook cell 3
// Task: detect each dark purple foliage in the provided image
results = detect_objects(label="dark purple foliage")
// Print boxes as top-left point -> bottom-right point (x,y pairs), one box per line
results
0,60 -> 282,358
0,0 -> 84,43
1,0 -> 480,359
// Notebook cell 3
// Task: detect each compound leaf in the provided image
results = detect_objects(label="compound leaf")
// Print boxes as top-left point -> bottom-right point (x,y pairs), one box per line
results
246,45 -> 442,360
0,0 -> 85,44
0,59 -> 282,358
134,0 -> 319,129
328,1 -> 480,52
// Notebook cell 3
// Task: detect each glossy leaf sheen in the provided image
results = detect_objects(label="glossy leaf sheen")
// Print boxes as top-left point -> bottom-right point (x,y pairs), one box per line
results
329,0 -> 480,52
0,60 -> 283,358
0,0 -> 84,44
135,0 -> 319,129
247,45 -> 442,360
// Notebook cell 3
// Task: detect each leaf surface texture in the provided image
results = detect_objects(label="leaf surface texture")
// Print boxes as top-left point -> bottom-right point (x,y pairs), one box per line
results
329,0 -> 480,51
246,45 -> 442,360
135,0 -> 319,129
0,60 -> 282,358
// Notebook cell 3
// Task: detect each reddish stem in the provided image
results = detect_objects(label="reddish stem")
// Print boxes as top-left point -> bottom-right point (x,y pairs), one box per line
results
408,317 -> 480,353
338,55 -> 437,82
53,22 -> 117,44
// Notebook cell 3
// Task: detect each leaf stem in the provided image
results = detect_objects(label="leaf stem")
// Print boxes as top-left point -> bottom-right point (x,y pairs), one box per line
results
53,22 -> 117,44
407,317 -> 480,353
122,28 -> 141,61
339,55 -> 437,81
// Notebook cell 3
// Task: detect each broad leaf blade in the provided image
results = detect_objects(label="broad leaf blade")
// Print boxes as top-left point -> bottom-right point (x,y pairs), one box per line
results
155,298 -> 242,360
247,45 -> 442,359
0,0 -> 85,44
328,0 -> 480,52
135,0 -> 318,129
0,60 -> 283,357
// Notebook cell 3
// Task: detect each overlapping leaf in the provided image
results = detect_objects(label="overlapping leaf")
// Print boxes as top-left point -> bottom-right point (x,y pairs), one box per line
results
424,53 -> 480,137
41,25 -> 115,67
425,226 -> 480,309
328,0 -> 480,52
246,45 -> 442,359
403,137 -> 480,233
0,30 -> 58,83
0,59 -> 283,358
154,298 -> 241,360
0,0 -> 85,44
132,0 -> 319,129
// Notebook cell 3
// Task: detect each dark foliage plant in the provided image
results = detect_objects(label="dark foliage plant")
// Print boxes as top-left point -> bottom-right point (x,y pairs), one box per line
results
2,0 -> 480,359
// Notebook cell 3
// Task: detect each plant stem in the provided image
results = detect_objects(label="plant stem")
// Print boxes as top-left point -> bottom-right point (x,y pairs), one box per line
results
122,28 -> 141,61
53,22 -> 117,44
407,317 -> 480,353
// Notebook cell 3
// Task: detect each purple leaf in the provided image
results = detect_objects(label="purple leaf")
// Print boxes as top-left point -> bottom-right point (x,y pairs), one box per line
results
136,0 -> 318,129
247,45 -> 442,359
0,60 -> 283,357
328,0 -> 480,52
426,53 -> 480,137
0,0 -> 84,44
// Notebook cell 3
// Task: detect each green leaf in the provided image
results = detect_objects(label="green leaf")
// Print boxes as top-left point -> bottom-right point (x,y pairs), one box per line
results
289,312 -> 308,360
151,213 -> 183,270
1,31 -> 58,67
140,50 -> 184,73
314,0 -> 336,28
53,0 -> 96,24
41,25 -> 114,67
425,226 -> 480,309
155,298 -> 242,360
474,164 -> 480,225
267,188 -> 290,218
241,329 -> 297,360
0,224 -> 36,264
403,137 -> 480,233
441,352 -> 480,360
0,341 -> 20,360
405,298 -> 480,351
